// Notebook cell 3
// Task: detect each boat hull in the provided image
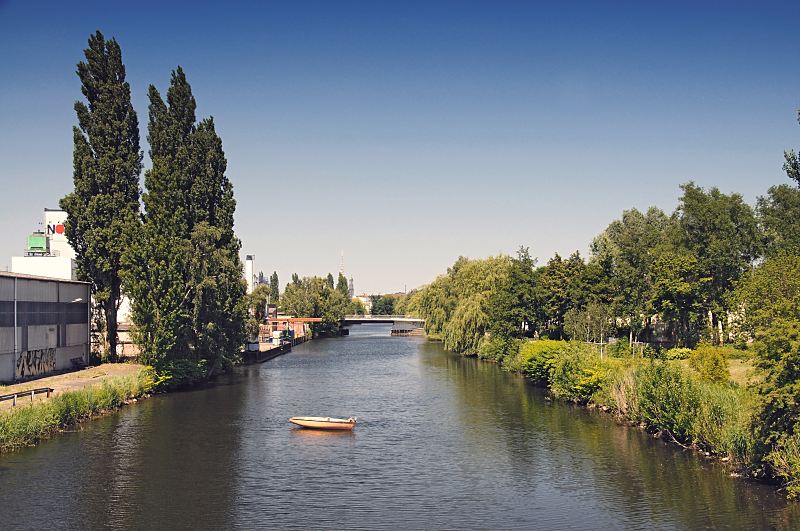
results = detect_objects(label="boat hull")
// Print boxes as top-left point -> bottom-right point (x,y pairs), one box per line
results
289,416 -> 357,430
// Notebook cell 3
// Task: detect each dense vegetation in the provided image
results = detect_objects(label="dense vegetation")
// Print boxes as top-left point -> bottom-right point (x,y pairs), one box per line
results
370,294 -> 398,315
267,271 -> 361,334
403,111 -> 800,496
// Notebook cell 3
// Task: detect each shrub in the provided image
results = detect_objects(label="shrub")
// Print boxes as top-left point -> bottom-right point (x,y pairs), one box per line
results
666,347 -> 692,360
642,344 -> 660,359
607,337 -> 632,358
618,360 -> 754,459
691,381 -> 755,460
510,340 -> 568,384
159,359 -> 208,390
689,344 -> 730,383
549,343 -> 608,403
719,345 -> 750,360
478,336 -> 518,364
767,432 -> 800,499
634,361 -> 700,440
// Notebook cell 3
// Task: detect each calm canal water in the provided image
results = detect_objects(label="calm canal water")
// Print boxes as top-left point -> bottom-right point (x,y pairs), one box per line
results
1,325 -> 799,529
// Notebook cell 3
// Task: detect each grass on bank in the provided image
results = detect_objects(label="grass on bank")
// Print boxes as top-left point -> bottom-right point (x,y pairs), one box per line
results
0,367 -> 156,452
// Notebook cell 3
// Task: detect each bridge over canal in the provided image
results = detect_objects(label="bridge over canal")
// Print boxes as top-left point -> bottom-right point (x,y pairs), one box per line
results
341,315 -> 425,327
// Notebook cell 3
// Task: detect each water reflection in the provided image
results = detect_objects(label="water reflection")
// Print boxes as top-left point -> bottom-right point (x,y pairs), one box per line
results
418,340 -> 800,529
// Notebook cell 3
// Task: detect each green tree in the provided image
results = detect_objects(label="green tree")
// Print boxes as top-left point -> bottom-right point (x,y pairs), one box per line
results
370,295 -> 396,315
414,255 -> 512,353
534,252 -> 587,339
269,271 -> 280,303
351,298 -> 367,315
784,108 -> 800,186
326,272 -> 335,289
60,31 -> 142,361
247,283 -> 272,322
591,207 -> 670,343
444,293 -> 489,354
649,250 -> 706,346
564,301 -> 611,343
676,182 -> 761,343
336,272 -> 350,299
487,247 -> 536,352
736,256 -> 800,481
280,276 -> 349,333
123,67 -> 245,383
758,184 -> 800,258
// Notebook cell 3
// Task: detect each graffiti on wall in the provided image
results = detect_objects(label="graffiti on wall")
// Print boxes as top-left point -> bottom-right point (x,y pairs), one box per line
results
15,348 -> 56,379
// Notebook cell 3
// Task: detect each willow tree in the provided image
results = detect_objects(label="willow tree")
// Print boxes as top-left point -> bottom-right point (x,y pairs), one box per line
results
414,255 -> 512,354
61,31 -> 142,361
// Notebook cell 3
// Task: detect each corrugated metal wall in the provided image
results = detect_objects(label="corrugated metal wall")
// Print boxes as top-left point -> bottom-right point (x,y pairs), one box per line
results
0,275 -> 89,383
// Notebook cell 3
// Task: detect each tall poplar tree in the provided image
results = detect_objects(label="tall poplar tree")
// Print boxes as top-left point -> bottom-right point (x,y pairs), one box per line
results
61,31 -> 142,361
336,272 -> 350,299
270,271 -> 280,302
124,67 -> 246,383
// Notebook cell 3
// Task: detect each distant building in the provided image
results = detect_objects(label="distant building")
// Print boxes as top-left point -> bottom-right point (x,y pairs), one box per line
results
355,293 -> 372,314
245,255 -> 255,294
348,277 -> 354,298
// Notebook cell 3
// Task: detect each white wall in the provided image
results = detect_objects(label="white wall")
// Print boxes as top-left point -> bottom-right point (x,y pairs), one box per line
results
11,256 -> 75,281
44,210 -> 75,260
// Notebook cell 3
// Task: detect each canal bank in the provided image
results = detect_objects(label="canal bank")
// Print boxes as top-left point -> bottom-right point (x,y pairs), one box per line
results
0,326 -> 797,529
0,364 -> 154,452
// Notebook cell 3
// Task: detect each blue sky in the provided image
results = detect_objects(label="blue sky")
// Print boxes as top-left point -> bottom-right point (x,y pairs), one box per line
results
1,1 -> 798,293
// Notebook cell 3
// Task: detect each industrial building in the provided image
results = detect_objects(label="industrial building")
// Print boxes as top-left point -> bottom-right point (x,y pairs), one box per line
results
0,272 -> 90,383
10,209 -> 132,358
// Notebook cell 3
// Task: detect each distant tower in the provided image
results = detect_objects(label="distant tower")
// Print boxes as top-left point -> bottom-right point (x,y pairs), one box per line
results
245,255 -> 255,294
348,277 -> 354,298
339,250 -> 345,276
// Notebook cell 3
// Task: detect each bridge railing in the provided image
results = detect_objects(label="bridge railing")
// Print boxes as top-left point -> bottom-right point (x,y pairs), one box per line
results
342,315 -> 424,321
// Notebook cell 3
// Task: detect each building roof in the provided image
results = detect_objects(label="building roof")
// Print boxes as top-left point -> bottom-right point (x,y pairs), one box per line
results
0,271 -> 89,285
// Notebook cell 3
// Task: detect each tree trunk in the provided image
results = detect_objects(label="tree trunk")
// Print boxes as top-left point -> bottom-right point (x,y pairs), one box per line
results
708,309 -> 715,343
105,284 -> 120,362
629,325 -> 634,355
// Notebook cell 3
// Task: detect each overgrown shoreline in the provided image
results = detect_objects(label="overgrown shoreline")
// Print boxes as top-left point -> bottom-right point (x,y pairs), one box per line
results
461,339 -> 792,494
0,367 -> 156,453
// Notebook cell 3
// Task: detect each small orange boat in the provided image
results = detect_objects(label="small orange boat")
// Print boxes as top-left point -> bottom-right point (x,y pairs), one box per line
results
288,416 -> 357,430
